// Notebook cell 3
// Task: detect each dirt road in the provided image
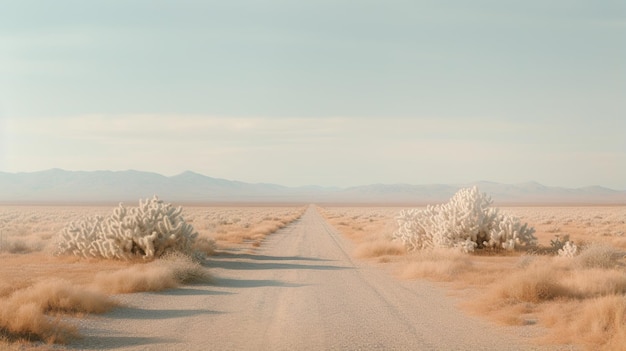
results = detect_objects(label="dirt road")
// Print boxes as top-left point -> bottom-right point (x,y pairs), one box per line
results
69,206 -> 543,350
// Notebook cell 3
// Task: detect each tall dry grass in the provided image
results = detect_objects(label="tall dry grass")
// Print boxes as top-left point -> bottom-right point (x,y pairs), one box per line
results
0,301 -> 77,344
399,249 -> 474,281
545,296 -> 626,350
440,248 -> 626,350
7,280 -> 115,314
92,253 -> 211,294
0,279 -> 116,343
185,206 -> 306,248
0,254 -> 210,345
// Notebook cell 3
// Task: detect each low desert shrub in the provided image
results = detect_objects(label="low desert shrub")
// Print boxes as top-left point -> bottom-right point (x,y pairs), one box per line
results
400,249 -> 473,281
541,296 -> 626,350
0,253 -> 210,345
393,187 -> 536,253
56,196 -> 198,260
0,279 -> 115,344
574,243 -> 623,269
91,263 -> 178,294
493,263 -> 569,303
92,253 -> 210,294
7,279 -> 116,314
353,240 -> 406,258
574,296 -> 626,350
557,241 -> 578,257
2,239 -> 46,254
0,302 -> 77,344
193,237 -> 217,257
160,252 -> 212,285
550,234 -> 570,252
561,269 -> 626,298
1,240 -> 31,254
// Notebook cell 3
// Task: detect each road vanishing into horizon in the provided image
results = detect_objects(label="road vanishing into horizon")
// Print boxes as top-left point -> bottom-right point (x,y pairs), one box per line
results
69,206 -> 547,350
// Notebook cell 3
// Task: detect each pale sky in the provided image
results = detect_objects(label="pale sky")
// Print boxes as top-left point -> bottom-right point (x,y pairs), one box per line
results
1,1 -> 625,189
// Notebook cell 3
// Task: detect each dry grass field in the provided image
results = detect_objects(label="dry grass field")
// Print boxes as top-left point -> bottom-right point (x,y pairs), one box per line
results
2,203 -> 624,350
320,205 -> 626,351
0,204 -> 305,348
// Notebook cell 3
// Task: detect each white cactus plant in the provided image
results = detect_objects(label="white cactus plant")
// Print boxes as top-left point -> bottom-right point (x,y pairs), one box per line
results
56,196 -> 197,259
557,241 -> 578,258
393,187 -> 536,253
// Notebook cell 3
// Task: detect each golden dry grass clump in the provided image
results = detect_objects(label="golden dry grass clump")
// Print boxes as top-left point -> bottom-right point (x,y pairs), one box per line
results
92,252 -> 212,294
0,279 -> 115,343
0,301 -> 77,344
399,249 -> 474,281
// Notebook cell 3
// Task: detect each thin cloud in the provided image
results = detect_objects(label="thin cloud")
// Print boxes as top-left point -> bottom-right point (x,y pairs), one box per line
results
7,115 -> 531,144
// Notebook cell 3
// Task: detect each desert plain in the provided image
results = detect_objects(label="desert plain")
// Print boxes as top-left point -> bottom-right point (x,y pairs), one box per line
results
1,203 -> 625,350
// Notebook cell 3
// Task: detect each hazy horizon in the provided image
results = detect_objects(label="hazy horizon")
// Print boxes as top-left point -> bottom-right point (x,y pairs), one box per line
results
3,167 -> 626,192
1,1 -> 624,189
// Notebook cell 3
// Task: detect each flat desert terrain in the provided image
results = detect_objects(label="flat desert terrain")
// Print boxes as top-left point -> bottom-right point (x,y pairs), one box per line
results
1,204 -> 625,350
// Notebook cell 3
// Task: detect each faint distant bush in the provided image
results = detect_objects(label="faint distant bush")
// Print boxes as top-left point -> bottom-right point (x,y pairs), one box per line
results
2,240 -> 31,254
550,234 -> 570,252
393,187 -> 536,253
549,234 -> 579,258
56,196 -> 198,260
0,233 -> 40,254
574,243 -> 623,269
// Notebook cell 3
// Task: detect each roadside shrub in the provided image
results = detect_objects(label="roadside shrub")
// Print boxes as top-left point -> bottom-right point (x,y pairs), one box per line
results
0,279 -> 115,344
91,252 -> 211,294
400,249 -> 473,281
550,234 -> 571,252
393,187 -> 536,252
353,240 -> 406,258
493,263 -> 569,303
575,243 -> 623,269
6,280 -> 115,315
0,301 -> 77,344
56,196 -> 198,260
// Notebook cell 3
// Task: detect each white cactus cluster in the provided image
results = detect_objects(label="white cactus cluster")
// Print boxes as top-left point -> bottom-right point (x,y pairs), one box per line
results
557,241 -> 579,258
56,196 -> 197,259
393,187 -> 536,253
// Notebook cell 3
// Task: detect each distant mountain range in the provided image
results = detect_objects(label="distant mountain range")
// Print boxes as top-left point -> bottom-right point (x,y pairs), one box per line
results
0,169 -> 625,205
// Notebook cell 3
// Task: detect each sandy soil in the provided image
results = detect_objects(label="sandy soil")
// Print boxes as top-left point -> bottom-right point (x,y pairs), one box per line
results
65,206 -> 551,350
